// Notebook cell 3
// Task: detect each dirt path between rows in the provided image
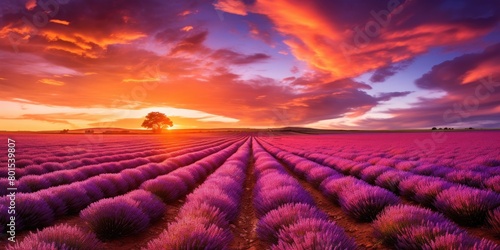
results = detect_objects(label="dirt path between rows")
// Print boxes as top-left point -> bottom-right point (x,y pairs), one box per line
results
273,157 -> 389,250
229,143 -> 262,250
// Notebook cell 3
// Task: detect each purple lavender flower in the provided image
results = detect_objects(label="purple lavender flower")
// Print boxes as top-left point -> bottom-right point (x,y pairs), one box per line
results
178,202 -> 230,228
339,185 -> 400,222
272,218 -> 357,250
373,204 -> 450,245
6,224 -> 103,250
187,190 -> 239,222
100,174 -> 131,194
485,175 -> 500,193
0,179 -> 30,196
91,178 -> 120,198
445,170 -> 488,188
40,162 -> 63,172
80,197 -> 150,240
170,170 -> 198,189
294,161 -> 320,178
120,169 -> 149,187
7,242 -> 58,250
37,189 -> 68,217
144,219 -> 232,250
413,179 -> 453,208
434,186 -> 500,226
395,161 -> 419,171
375,171 -> 411,194
52,185 -> 92,214
254,185 -> 315,217
19,175 -> 52,192
399,175 -> 428,199
9,194 -> 55,231
140,175 -> 188,202
256,203 -> 329,244
16,159 -> 34,168
22,165 -> 48,175
395,221 -> 465,250
79,165 -> 105,178
488,207 -> 500,236
472,238 -> 500,250
319,176 -> 365,204
75,182 -> 105,202
348,162 -> 371,177
360,165 -> 393,184
305,167 -> 340,187
412,164 -> 439,176
422,233 -> 477,250
126,190 -> 166,221
255,174 -> 296,191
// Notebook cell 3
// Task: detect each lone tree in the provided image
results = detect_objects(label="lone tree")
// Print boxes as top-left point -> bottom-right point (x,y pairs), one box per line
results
141,112 -> 173,133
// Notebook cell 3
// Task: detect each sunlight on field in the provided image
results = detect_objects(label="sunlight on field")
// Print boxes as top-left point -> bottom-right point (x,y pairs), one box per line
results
2,131 -> 499,249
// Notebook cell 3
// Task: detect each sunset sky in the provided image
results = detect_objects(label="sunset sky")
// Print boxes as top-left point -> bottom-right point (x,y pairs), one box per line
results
1,0 -> 500,131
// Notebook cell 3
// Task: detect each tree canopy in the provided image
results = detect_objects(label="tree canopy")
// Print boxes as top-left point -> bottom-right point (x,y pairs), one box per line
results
141,112 -> 173,133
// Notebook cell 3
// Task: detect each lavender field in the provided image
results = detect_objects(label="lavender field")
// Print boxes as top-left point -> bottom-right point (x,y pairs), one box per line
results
1,131 -> 500,249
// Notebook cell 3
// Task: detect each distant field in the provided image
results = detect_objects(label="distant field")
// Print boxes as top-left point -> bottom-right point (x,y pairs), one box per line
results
1,131 -> 499,249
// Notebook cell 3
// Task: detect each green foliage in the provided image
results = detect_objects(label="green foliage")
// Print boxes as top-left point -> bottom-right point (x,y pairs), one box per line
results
141,112 -> 173,133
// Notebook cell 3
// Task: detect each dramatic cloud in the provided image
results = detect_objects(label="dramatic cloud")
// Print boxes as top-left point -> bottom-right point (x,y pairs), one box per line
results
357,43 -> 500,129
370,59 -> 413,83
210,49 -> 270,65
218,0 -> 500,80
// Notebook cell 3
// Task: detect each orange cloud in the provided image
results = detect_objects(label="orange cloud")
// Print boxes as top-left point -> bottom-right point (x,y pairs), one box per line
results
122,78 -> 160,83
179,10 -> 192,16
462,61 -> 500,84
214,0 -> 248,16
50,19 -> 70,26
25,0 -> 36,10
248,1 -> 496,80
181,26 -> 194,32
39,78 -> 65,86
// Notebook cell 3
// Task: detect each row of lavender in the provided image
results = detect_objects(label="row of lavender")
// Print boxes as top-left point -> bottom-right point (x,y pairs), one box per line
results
1,138 -> 241,235
12,136 -> 227,167
0,136 -> 231,179
267,134 -> 499,193
0,133 -> 219,162
79,138 -> 246,240
259,138 -> 500,228
257,138 -> 500,249
0,134 -> 167,166
145,139 -> 251,249
0,137 -> 237,196
251,140 -> 358,249
7,139 -> 249,249
269,133 -> 500,173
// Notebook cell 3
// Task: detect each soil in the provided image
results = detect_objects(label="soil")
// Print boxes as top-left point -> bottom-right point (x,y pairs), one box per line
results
273,156 -> 388,250
228,146 -> 261,250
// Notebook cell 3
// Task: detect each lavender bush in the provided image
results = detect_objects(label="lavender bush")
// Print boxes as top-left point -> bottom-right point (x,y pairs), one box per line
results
272,218 -> 357,250
359,165 -> 392,184
339,185 -> 400,222
144,220 -> 232,250
488,207 -> 500,236
434,186 -> 500,226
256,203 -> 329,244
140,175 -> 188,202
254,185 -> 315,217
373,205 -> 451,245
375,171 -> 411,194
12,194 -> 55,231
126,190 -> 166,221
80,198 -> 150,239
7,224 -> 103,250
